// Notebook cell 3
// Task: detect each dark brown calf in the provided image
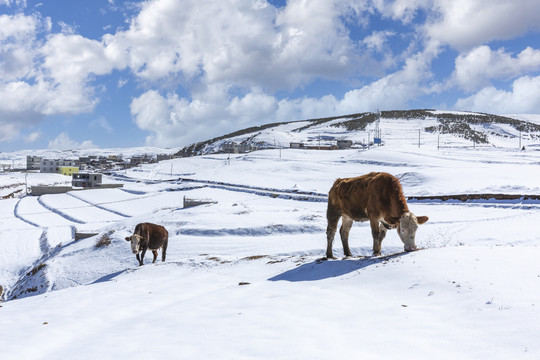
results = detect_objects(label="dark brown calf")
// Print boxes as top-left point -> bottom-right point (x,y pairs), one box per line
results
326,172 -> 428,258
125,222 -> 168,266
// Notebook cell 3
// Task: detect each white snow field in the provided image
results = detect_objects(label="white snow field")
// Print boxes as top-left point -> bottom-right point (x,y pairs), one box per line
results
1,121 -> 540,358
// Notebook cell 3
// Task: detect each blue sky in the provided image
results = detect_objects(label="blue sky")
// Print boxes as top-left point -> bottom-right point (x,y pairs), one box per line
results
2,0 -> 540,151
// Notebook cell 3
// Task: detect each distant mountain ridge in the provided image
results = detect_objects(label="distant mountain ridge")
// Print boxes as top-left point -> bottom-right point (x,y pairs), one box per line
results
175,109 -> 540,157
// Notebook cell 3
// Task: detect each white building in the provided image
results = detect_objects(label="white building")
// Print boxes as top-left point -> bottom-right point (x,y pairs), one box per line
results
40,159 -> 77,173
72,173 -> 102,188
26,156 -> 42,170
337,140 -> 353,149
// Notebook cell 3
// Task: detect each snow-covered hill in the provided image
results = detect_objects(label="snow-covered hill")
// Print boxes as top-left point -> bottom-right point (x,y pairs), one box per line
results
176,110 -> 540,156
1,111 -> 540,359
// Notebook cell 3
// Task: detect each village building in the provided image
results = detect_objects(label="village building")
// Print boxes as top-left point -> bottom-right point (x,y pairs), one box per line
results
157,154 -> 173,161
40,159 -> 78,174
72,173 -> 103,188
337,140 -> 353,149
222,142 -> 257,153
59,166 -> 80,176
26,156 -> 42,170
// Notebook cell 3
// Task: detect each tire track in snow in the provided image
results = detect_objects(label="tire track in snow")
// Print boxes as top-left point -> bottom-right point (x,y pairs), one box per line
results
36,196 -> 86,224
66,192 -> 130,218
171,178 -> 329,202
107,173 -> 329,202
112,173 -> 540,205
13,197 -> 41,228
180,224 -> 324,237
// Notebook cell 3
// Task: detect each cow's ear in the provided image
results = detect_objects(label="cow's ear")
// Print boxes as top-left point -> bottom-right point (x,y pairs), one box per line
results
125,237 -> 130,241
389,217 -> 401,225
417,216 -> 429,225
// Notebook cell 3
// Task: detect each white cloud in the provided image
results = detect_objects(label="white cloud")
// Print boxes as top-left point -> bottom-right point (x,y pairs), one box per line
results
24,131 -> 41,143
425,0 -> 540,51
130,46 -> 437,147
90,117 -> 114,133
363,31 -> 395,53
0,13 -> 127,141
2,0 -> 395,145
41,32 -> 121,86
48,132 -> 97,150
106,0 -> 387,89
121,0 -> 440,147
58,20 -> 76,34
455,75 -> 540,114
0,17 -> 78,131
452,46 -> 540,92
0,0 -> 26,7
0,122 -> 20,142
130,86 -> 238,147
374,0 -> 430,24
0,13 -> 37,81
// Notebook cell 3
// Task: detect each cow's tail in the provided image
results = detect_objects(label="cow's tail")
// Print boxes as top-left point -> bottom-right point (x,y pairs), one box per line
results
326,181 -> 341,223
162,229 -> 168,262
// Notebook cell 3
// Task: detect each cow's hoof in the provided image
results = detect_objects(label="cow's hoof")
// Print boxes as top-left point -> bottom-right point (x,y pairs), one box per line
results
372,252 -> 381,257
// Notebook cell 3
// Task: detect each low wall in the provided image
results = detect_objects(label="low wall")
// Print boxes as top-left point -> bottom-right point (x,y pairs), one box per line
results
29,184 -> 123,196
94,184 -> 124,190
407,194 -> 540,202
30,186 -> 73,196
183,196 -> 216,208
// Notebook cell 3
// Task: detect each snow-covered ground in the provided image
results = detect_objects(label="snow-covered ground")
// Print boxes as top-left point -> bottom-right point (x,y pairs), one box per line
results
1,138 -> 540,358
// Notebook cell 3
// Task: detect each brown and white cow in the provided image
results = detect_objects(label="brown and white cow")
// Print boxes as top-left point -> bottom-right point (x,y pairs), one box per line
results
125,222 -> 168,266
326,172 -> 428,258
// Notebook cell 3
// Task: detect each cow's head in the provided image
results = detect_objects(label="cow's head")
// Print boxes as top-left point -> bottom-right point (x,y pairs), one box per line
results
125,234 -> 144,254
396,212 -> 428,252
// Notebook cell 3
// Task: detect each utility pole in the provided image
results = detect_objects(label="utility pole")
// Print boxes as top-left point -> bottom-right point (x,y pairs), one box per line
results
375,110 -> 381,146
519,130 -> 522,149
418,129 -> 421,148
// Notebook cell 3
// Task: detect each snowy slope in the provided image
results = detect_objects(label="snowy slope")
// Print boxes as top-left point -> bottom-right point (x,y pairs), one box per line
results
1,113 -> 540,359
177,110 -> 540,156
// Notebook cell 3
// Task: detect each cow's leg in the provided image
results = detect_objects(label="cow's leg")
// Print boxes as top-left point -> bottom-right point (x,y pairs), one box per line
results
326,206 -> 341,259
339,215 -> 354,257
152,250 -> 158,263
370,217 -> 383,256
138,249 -> 147,266
377,222 -> 388,253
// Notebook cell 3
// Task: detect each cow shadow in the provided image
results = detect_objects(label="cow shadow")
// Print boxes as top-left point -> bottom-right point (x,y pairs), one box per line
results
91,269 -> 130,284
268,252 -> 408,282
